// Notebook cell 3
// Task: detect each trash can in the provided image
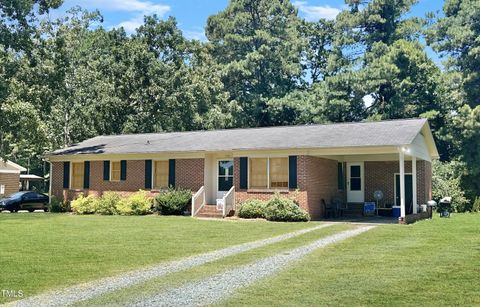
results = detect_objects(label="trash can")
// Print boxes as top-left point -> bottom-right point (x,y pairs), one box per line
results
392,206 -> 401,218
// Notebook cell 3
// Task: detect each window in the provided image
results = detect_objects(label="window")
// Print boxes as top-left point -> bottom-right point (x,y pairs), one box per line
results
71,162 -> 84,189
249,157 -> 288,190
154,160 -> 169,189
249,158 -> 268,189
111,161 -> 121,181
269,157 -> 288,188
350,165 -> 361,191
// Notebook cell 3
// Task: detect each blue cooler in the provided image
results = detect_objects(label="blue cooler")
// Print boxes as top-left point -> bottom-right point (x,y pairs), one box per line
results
392,206 -> 401,218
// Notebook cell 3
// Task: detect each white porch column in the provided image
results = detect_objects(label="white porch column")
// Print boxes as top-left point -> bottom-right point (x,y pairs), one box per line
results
399,150 -> 406,218
412,156 -> 417,214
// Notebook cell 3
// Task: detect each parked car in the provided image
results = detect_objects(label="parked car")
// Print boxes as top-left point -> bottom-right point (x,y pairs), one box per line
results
0,191 -> 49,213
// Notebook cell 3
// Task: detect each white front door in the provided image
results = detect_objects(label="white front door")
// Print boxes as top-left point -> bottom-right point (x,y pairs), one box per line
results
216,160 -> 234,199
346,162 -> 364,203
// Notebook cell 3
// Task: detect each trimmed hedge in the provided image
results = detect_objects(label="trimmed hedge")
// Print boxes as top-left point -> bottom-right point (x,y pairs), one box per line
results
71,194 -> 98,214
116,190 -> 153,215
71,191 -> 153,215
264,195 -> 310,222
155,188 -> 192,215
238,199 -> 266,219
95,192 -> 121,215
238,194 -> 310,222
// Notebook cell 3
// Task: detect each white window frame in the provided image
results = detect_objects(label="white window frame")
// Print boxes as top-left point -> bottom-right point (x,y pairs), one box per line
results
152,159 -> 169,190
70,161 -> 84,190
248,157 -> 289,190
110,160 -> 121,182
216,159 -> 234,193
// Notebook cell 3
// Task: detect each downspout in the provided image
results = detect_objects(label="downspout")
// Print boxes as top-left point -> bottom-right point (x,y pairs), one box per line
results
46,159 -> 52,204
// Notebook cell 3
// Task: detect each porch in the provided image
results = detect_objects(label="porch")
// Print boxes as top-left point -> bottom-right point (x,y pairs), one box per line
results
188,147 -> 433,223
319,145 -> 433,224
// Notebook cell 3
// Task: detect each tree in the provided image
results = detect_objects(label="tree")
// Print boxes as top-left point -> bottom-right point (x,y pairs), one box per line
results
299,19 -> 337,83
427,0 -> 480,200
432,160 -> 469,212
0,0 -> 62,166
427,0 -> 480,107
0,0 -> 62,51
123,16 -> 232,133
205,0 -> 305,126
333,0 -> 439,119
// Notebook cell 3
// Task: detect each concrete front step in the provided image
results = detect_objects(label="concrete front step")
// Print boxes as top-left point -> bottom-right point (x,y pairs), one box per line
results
196,205 -> 235,218
196,205 -> 224,218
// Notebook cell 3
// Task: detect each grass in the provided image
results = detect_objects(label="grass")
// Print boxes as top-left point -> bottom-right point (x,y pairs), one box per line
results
3,213 -> 479,306
74,223 -> 354,306
0,213 -> 316,303
222,213 -> 480,306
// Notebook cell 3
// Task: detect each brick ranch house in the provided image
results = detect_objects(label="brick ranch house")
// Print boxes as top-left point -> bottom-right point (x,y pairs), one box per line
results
0,160 -> 26,196
46,119 -> 438,220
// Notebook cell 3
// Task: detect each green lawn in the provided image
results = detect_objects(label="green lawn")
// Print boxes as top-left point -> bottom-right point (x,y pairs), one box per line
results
2,213 -> 479,306
0,213 -> 315,303
75,223 -> 354,306
222,214 -> 480,306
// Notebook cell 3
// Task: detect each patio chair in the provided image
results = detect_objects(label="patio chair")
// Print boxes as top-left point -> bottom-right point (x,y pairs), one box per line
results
322,199 -> 335,219
332,197 -> 347,217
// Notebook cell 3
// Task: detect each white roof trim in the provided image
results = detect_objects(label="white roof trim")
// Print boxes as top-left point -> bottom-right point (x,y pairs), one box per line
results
0,169 -> 21,174
0,160 -> 27,172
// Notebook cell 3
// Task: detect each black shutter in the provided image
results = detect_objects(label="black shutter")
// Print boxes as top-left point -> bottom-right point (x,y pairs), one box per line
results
120,160 -> 127,181
168,159 -> 175,187
288,156 -> 297,189
63,161 -> 70,189
239,157 -> 248,189
337,163 -> 344,190
84,161 -> 90,189
103,161 -> 110,181
145,160 -> 152,189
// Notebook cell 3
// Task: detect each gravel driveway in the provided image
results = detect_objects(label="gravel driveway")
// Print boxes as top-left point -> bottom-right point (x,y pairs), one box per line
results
130,226 -> 376,307
7,224 -> 333,307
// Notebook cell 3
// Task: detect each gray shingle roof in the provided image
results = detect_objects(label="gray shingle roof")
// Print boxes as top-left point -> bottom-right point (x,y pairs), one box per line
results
49,118 -> 428,156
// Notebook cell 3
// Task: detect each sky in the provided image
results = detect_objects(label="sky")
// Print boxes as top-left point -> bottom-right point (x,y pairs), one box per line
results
53,0 -> 445,41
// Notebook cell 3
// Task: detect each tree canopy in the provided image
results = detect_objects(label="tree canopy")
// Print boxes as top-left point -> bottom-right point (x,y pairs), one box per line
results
0,0 -> 479,204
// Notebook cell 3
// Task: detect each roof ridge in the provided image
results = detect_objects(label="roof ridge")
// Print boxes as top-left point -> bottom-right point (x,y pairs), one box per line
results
94,118 -> 426,138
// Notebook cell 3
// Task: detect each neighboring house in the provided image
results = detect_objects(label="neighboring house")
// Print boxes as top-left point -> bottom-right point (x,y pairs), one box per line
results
0,160 -> 26,196
46,118 -> 439,220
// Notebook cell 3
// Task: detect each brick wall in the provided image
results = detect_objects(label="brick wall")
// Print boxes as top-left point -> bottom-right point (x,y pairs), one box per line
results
51,158 -> 205,201
234,156 -> 338,220
297,156 -> 339,219
51,162 -> 64,200
175,159 -> 204,191
0,173 -> 20,196
365,160 -> 432,206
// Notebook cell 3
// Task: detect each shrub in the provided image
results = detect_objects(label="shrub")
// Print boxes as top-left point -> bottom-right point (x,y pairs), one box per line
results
155,188 -> 192,215
432,160 -> 469,212
472,197 -> 480,213
48,196 -> 67,213
264,194 -> 310,222
238,199 -> 266,219
96,192 -> 120,215
71,194 -> 98,214
116,190 -> 153,215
